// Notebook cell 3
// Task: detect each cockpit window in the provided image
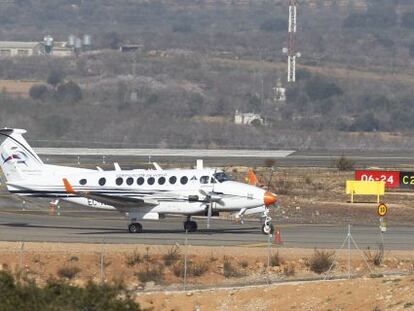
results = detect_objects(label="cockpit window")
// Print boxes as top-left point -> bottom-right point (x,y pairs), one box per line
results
213,172 -> 231,183
200,176 -> 209,184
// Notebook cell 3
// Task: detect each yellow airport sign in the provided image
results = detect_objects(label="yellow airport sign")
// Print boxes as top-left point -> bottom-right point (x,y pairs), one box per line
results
346,180 -> 385,203
377,203 -> 387,217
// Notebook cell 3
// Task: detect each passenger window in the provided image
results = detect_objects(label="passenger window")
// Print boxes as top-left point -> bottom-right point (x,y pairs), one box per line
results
200,176 -> 209,184
210,177 -> 216,184
158,177 -> 166,185
79,179 -> 87,185
180,176 -> 188,185
116,177 -> 123,186
169,176 -> 177,184
148,177 -> 155,185
98,178 -> 106,186
137,177 -> 144,185
126,177 -> 134,185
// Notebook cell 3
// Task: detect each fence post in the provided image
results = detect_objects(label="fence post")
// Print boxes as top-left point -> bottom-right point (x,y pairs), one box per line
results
100,238 -> 105,283
19,242 -> 25,272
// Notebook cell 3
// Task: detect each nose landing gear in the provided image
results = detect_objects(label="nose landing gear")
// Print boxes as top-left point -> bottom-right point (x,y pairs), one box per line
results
261,206 -> 274,235
128,223 -> 143,233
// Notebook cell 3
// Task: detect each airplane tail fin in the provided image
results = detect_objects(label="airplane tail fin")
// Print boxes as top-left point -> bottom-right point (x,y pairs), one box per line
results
0,128 -> 44,182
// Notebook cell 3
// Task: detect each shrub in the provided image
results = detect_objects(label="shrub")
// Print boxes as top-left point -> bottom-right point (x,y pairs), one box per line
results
29,84 -> 48,100
309,249 -> 335,274
172,260 -> 208,278
0,270 -> 139,310
283,263 -> 295,276
260,18 -> 285,32
126,251 -> 142,267
136,265 -> 164,284
335,155 -> 355,171
57,266 -> 81,280
47,69 -> 65,87
270,252 -> 283,267
240,260 -> 249,269
223,256 -> 243,278
56,81 -> 82,103
162,245 -> 181,266
364,244 -> 384,267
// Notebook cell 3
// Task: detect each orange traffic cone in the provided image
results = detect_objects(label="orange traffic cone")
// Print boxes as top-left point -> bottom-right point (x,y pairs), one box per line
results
274,228 -> 283,245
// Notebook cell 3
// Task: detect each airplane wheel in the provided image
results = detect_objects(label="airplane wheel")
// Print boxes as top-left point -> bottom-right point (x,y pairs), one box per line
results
128,223 -> 142,233
261,223 -> 274,235
184,221 -> 198,232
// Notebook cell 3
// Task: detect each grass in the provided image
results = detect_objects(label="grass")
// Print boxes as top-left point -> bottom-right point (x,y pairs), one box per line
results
283,263 -> 295,277
309,249 -> 335,274
57,266 -> 81,280
136,265 -> 164,284
223,256 -> 244,278
126,250 -> 142,267
270,252 -> 283,267
172,260 -> 208,278
162,245 -> 181,266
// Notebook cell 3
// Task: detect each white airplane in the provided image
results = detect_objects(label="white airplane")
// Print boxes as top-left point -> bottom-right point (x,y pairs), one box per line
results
0,128 -> 278,234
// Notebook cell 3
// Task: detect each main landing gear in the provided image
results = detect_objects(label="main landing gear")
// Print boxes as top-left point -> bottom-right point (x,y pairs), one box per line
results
261,206 -> 274,235
128,222 -> 143,233
183,217 -> 198,232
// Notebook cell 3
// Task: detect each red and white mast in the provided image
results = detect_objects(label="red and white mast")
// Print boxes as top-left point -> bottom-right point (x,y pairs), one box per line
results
286,0 -> 300,82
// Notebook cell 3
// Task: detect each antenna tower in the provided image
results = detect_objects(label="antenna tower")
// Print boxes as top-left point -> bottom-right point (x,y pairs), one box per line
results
286,0 -> 300,82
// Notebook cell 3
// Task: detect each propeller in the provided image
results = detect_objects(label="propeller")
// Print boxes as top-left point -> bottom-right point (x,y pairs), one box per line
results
199,169 -> 224,229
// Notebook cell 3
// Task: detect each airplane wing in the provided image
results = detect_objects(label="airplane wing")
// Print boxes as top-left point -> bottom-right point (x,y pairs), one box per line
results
63,178 -> 158,210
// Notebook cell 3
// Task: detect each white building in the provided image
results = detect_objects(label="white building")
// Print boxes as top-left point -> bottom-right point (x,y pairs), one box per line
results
0,41 -> 45,57
234,110 -> 264,126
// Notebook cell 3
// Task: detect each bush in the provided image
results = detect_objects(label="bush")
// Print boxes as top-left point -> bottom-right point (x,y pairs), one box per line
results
126,250 -> 142,267
260,18 -> 285,32
223,256 -> 243,278
309,249 -> 335,274
47,69 -> 65,87
270,252 -> 283,267
136,265 -> 164,284
283,263 -> 295,276
172,260 -> 208,278
335,155 -> 355,171
56,81 -> 82,103
402,12 -> 414,29
304,77 -> 343,102
364,244 -> 384,267
162,245 -> 181,266
57,266 -> 81,280
29,84 -> 48,100
0,270 -> 139,310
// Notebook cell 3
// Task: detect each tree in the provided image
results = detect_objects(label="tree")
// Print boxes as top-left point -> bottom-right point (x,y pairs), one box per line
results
47,69 -> 65,88
402,12 -> 414,29
304,77 -> 343,102
29,84 -> 48,100
259,19 -> 286,32
56,81 -> 82,103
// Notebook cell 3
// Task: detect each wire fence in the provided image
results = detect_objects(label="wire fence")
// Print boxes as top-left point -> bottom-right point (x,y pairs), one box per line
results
0,228 -> 412,291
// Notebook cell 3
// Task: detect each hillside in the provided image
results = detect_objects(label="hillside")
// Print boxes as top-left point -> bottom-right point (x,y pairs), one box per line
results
0,0 -> 414,149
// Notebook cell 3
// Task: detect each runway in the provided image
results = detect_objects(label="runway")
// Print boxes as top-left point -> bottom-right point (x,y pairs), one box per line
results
0,207 -> 412,250
32,148 -> 414,168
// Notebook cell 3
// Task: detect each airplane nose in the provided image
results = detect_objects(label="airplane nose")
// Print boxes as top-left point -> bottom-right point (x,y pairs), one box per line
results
264,191 -> 278,206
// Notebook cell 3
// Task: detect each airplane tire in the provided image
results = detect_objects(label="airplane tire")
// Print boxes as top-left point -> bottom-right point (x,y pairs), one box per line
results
184,221 -> 198,232
128,223 -> 142,233
261,223 -> 274,235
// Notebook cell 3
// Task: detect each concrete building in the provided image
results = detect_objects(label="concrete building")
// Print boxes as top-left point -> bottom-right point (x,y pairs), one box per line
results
234,110 -> 264,126
0,41 -> 45,57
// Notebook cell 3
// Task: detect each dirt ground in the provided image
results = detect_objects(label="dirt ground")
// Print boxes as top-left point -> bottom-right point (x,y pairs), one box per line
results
137,276 -> 414,311
239,167 -> 414,226
0,79 -> 40,97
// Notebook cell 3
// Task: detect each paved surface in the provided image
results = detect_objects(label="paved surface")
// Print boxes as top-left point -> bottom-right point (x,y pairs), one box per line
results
0,206 -> 412,250
32,149 -> 414,168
